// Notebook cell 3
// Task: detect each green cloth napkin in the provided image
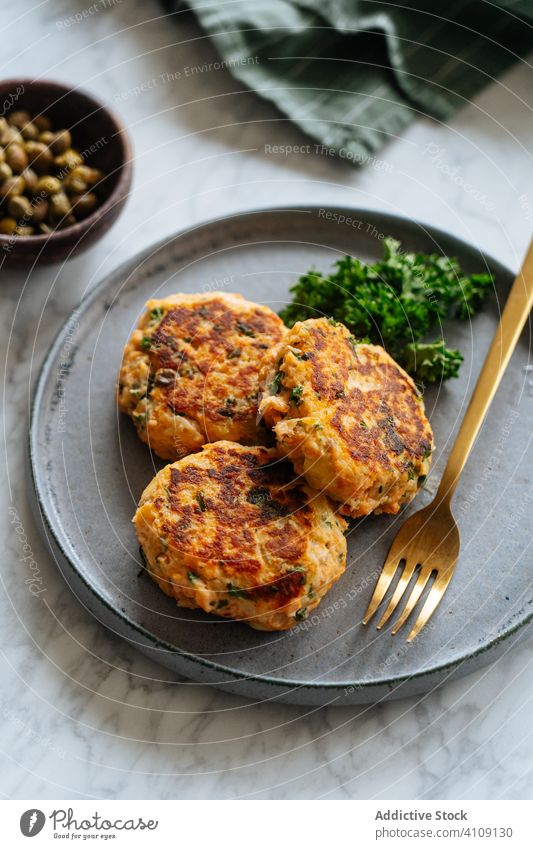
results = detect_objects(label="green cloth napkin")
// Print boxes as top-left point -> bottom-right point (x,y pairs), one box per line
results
166,0 -> 533,163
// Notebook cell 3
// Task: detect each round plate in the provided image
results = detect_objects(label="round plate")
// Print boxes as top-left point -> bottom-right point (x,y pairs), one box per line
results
29,207 -> 533,705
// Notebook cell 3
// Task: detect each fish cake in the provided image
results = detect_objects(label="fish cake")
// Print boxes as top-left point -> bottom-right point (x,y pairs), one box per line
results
117,291 -> 286,460
259,317 -> 434,517
134,441 -> 347,630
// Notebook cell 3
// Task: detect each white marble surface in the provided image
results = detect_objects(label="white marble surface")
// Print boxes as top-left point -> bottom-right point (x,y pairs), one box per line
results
1,0 -> 533,800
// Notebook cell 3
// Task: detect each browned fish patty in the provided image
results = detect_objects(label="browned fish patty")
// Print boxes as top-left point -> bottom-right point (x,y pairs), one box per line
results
259,318 -> 434,517
117,292 -> 286,460
134,441 -> 347,630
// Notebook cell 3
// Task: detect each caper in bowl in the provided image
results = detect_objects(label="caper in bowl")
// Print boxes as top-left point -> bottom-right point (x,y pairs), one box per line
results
0,78 -> 132,267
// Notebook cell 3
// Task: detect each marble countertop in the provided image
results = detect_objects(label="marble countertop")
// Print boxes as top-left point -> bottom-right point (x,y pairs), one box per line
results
2,0 -> 533,800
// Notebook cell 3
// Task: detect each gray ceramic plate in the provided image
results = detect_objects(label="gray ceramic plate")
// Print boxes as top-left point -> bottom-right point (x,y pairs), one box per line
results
29,207 -> 533,705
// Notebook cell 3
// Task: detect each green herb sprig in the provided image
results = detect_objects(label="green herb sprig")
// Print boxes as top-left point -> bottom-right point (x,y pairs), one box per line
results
279,238 -> 492,383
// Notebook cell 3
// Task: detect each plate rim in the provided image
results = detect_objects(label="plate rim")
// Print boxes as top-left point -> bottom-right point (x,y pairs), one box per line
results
28,204 -> 530,695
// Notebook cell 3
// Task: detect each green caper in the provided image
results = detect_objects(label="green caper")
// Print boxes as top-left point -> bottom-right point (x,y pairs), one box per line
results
70,165 -> 103,187
34,114 -> 51,132
50,129 -> 71,155
21,167 -> 38,195
0,126 -> 22,146
30,196 -> 48,224
8,194 -> 32,220
154,369 -> 176,386
35,175 -> 61,196
0,217 -> 18,235
54,149 -> 83,174
70,191 -> 98,218
0,162 -> 13,183
38,130 -> 54,146
0,175 -> 25,199
62,173 -> 87,194
7,110 -> 31,129
24,141 -> 53,174
20,121 -> 38,141
0,109 -> 104,238
48,190 -> 71,221
5,143 -> 28,173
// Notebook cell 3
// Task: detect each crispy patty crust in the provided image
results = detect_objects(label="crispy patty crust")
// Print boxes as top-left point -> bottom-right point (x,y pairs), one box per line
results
259,318 -> 434,517
134,441 -> 347,630
117,292 -> 286,460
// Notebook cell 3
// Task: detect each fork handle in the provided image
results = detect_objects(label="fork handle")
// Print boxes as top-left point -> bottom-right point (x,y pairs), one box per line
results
435,237 -> 533,507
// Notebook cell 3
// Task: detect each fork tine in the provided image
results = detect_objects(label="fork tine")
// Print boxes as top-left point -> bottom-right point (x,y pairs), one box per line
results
376,559 -> 420,630
390,568 -> 434,635
362,554 -> 405,625
406,567 -> 455,642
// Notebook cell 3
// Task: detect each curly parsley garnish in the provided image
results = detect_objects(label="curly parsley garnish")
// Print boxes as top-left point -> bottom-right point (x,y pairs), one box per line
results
279,237 -> 492,383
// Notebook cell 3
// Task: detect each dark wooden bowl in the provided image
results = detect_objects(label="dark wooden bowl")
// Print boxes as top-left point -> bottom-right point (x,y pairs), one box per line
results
0,79 -> 132,267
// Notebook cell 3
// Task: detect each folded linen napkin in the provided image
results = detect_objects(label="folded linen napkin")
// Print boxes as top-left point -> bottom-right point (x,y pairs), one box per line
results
163,0 -> 533,163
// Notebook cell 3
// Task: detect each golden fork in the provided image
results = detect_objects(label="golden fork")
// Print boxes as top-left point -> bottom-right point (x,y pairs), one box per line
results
363,238 -> 533,641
